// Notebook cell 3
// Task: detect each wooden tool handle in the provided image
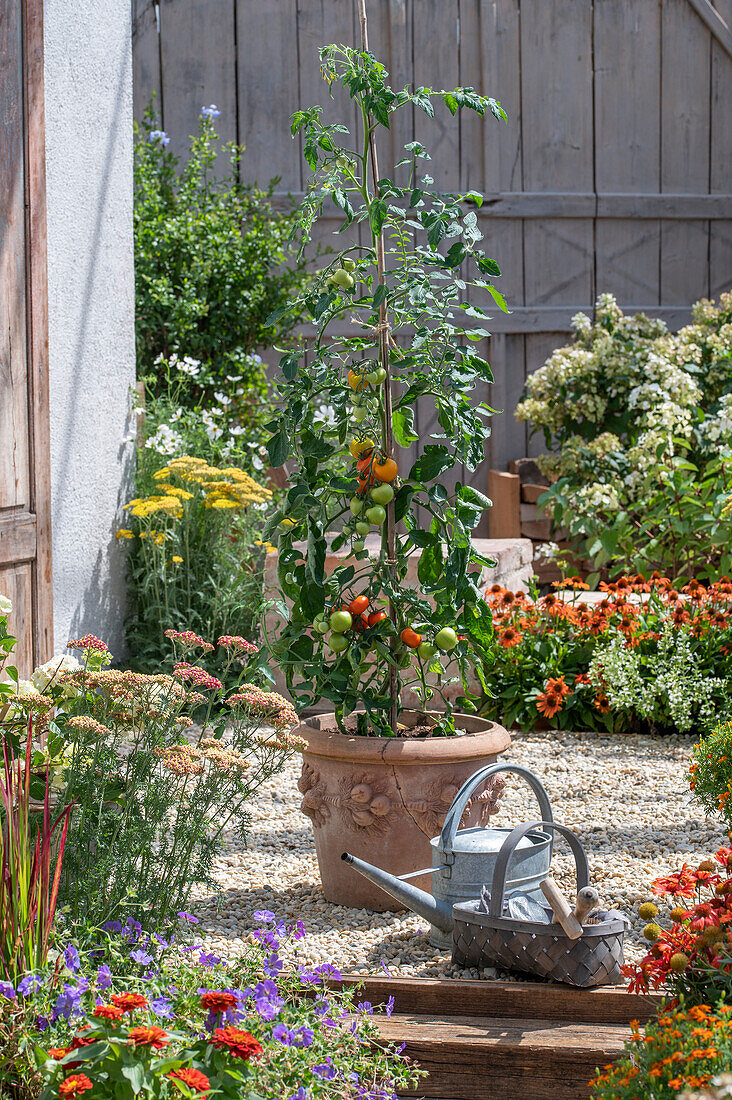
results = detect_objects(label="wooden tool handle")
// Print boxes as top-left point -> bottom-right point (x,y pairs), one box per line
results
573,886 -> 599,925
540,877 -> 583,939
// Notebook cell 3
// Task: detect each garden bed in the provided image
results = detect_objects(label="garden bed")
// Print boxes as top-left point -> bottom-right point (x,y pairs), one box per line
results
192,728 -> 726,979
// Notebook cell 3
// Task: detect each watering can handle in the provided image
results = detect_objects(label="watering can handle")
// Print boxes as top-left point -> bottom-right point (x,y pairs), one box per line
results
440,764 -> 553,859
488,820 -> 590,918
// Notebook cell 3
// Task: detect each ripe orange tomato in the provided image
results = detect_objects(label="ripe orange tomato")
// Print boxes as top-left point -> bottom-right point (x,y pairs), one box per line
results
353,613 -> 370,633
349,595 -> 370,615
400,627 -> 422,648
347,369 -> 369,392
373,457 -> 397,483
367,610 -> 387,627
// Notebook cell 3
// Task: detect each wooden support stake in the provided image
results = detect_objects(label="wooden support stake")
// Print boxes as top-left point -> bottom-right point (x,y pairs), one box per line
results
487,471 -> 521,538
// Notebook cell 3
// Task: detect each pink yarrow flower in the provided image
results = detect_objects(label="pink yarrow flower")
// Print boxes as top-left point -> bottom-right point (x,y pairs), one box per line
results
217,635 -> 259,655
67,634 -> 109,654
173,662 -> 222,692
165,629 -> 214,653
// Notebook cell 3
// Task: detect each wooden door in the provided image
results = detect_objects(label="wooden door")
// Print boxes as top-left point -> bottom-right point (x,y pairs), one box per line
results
0,0 -> 53,677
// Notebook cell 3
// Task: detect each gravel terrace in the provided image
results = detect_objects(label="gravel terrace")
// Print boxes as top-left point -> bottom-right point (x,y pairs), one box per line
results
191,730 -> 727,980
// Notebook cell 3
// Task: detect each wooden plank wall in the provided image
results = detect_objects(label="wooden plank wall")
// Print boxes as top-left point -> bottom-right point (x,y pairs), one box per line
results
132,0 -> 732,528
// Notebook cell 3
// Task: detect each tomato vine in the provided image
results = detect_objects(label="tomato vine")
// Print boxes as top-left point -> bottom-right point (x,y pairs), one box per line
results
264,22 -> 506,736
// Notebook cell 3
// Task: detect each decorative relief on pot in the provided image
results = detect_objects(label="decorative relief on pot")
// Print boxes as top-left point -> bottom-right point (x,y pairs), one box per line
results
338,773 -> 393,832
405,773 -> 505,835
298,763 -> 332,828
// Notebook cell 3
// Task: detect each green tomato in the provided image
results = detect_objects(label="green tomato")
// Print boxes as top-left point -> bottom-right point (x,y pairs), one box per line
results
336,155 -> 357,172
418,642 -> 437,660
374,367 -> 387,383
342,524 -> 353,537
352,538 -> 365,552
349,497 -> 364,515
355,520 -> 370,537
328,633 -> 350,653
369,483 -> 394,505
365,371 -> 380,385
434,627 -> 459,652
365,505 -> 386,526
329,610 -> 353,633
352,406 -> 367,423
314,619 -> 329,635
332,268 -> 354,289
351,391 -> 364,407
342,258 -> 357,272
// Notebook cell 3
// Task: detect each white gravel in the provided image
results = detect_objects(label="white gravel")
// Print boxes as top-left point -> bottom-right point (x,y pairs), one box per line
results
192,730 -> 727,980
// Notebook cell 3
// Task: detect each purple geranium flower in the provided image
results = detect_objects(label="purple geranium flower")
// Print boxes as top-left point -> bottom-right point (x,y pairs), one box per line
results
293,1025 -> 314,1048
178,911 -> 200,924
18,973 -> 44,997
130,949 -> 154,967
385,995 -> 395,1018
0,981 -> 16,1000
312,1059 -> 337,1081
102,920 -> 123,933
253,909 -> 275,923
36,1014 -> 50,1031
151,996 -> 174,1019
272,1023 -> 293,1046
253,979 -> 283,1021
263,953 -> 283,978
288,1090 -> 308,1100
64,946 -> 80,973
52,979 -> 89,1021
96,964 -> 112,990
197,951 -> 225,968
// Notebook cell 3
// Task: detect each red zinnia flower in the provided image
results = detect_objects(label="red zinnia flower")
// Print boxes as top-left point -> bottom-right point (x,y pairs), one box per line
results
200,990 -> 238,1014
47,1048 -> 70,1061
58,1076 -> 94,1099
209,1026 -> 263,1061
111,992 -> 148,1012
128,1026 -> 169,1050
168,1068 -> 210,1094
93,1004 -> 124,1021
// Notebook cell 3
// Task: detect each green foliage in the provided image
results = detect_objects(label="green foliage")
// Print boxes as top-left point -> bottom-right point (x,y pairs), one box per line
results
691,720 -> 732,827
134,108 -> 306,399
516,292 -> 732,582
267,45 -> 506,734
123,431 -> 273,681
9,636 -> 299,925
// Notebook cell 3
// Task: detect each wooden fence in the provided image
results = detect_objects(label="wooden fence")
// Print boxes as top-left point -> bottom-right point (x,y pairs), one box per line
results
132,0 -> 732,505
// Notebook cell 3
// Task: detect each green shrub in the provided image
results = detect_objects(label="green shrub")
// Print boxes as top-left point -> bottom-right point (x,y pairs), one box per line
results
516,292 -> 732,581
134,108 -> 305,402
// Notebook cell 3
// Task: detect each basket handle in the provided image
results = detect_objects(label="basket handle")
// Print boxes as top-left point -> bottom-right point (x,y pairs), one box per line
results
488,820 -> 590,918
440,764 -> 554,858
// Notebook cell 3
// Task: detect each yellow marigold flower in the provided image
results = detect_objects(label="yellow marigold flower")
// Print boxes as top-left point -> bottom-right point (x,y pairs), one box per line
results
116,529 -> 135,540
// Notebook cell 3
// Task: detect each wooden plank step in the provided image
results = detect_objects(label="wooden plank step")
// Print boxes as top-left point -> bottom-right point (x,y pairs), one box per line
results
376,1012 -> 629,1100
333,977 -> 661,1025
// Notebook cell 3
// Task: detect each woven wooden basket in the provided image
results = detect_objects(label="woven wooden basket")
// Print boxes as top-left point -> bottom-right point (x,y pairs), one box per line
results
452,821 -> 628,988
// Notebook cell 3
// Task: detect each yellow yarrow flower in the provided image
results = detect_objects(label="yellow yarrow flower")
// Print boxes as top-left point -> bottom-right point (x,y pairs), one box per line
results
116,529 -> 135,540
206,498 -> 240,510
171,555 -> 183,563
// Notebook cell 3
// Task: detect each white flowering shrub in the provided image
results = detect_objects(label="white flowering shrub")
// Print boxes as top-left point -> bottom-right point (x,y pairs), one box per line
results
516,292 -> 732,579
589,626 -> 729,735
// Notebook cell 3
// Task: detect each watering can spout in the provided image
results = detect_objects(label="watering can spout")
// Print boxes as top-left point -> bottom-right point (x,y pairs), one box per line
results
341,852 -> 454,934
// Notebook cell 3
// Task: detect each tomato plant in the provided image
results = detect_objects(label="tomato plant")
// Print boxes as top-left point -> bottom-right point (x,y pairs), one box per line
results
264,23 -> 505,735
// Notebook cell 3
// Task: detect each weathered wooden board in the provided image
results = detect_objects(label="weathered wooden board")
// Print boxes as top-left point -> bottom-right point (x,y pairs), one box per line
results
131,0 -> 732,476
0,0 -> 53,677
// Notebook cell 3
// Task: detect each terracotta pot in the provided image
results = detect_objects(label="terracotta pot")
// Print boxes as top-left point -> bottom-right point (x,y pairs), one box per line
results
297,711 -> 511,911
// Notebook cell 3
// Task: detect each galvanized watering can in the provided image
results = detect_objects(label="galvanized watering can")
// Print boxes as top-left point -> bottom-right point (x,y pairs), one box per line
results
342,763 -> 554,948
